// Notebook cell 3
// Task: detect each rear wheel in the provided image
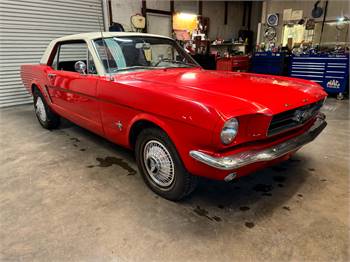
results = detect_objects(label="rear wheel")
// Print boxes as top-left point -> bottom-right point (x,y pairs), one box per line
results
33,88 -> 60,129
135,128 -> 198,201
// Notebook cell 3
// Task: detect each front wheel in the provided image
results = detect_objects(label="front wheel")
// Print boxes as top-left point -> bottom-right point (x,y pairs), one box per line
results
135,128 -> 198,201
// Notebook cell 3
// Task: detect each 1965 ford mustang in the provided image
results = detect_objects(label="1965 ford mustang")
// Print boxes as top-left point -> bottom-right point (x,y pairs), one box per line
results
21,32 -> 327,200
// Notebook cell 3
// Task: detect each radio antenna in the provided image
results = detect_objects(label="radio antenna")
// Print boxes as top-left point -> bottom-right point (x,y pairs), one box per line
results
97,14 -> 113,80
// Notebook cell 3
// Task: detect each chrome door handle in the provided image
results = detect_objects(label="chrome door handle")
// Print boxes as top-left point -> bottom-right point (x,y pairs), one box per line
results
48,73 -> 56,79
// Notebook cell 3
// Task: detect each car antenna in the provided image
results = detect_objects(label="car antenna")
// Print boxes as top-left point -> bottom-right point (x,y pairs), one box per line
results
97,14 -> 113,81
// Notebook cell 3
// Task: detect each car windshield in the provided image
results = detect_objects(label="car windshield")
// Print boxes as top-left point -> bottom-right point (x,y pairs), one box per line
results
93,36 -> 199,73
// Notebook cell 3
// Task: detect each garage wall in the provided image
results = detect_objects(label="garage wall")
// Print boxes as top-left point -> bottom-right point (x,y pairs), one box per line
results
250,1 -> 263,45
111,0 -> 261,42
0,0 -> 105,107
174,0 -> 199,14
261,0 -> 350,45
147,0 -> 171,11
203,1 -> 262,42
110,0 -> 142,31
202,1 -> 244,40
110,0 -> 199,31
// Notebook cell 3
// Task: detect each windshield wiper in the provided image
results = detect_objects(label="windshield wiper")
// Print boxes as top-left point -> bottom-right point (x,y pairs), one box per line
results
112,66 -> 157,72
154,58 -> 197,67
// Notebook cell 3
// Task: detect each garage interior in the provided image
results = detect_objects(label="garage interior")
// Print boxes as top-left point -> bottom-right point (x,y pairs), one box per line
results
0,0 -> 349,261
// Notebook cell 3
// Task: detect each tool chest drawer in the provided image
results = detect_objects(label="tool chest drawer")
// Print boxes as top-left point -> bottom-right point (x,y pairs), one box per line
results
251,52 -> 287,76
289,55 -> 349,97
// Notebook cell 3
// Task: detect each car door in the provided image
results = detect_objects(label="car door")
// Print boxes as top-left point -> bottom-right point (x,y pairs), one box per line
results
46,40 -> 104,136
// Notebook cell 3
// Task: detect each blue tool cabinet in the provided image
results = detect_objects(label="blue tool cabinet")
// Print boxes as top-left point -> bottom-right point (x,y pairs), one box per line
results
251,52 -> 287,75
289,54 -> 349,99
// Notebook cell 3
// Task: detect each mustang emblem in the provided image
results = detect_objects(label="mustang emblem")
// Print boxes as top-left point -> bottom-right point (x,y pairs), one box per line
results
293,109 -> 313,123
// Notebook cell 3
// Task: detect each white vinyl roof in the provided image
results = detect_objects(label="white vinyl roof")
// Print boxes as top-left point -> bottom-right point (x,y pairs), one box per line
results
40,32 -> 173,65
54,32 -> 173,42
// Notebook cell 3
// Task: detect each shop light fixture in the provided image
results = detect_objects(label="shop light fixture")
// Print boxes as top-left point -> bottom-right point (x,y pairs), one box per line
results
178,12 -> 197,20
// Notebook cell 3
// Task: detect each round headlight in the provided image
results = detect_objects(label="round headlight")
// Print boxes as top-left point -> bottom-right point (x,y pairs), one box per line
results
220,118 -> 239,145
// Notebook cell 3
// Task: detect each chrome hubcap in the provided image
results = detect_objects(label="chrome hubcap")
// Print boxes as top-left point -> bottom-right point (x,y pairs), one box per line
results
143,140 -> 175,187
35,97 -> 46,122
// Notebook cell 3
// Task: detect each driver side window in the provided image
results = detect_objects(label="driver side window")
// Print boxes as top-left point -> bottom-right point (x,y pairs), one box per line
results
51,41 -> 97,74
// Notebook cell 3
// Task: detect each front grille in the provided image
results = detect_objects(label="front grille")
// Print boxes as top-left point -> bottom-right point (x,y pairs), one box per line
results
268,100 -> 323,136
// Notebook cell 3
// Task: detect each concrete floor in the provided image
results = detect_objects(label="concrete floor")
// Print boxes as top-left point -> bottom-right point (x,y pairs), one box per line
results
0,98 -> 349,261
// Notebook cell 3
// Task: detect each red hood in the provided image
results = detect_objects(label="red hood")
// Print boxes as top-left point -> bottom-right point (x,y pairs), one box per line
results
128,68 -> 327,116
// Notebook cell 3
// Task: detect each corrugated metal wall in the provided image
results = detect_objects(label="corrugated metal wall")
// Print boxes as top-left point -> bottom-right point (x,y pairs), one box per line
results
0,0 -> 104,107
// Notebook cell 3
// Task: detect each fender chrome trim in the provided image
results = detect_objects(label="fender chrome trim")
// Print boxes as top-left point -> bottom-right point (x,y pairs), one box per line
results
189,113 -> 327,171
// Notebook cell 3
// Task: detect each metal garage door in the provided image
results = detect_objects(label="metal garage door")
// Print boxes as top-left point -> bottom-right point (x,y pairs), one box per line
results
0,0 -> 104,107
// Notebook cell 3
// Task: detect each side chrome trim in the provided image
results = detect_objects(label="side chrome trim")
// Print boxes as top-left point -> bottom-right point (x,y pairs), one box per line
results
189,113 -> 327,171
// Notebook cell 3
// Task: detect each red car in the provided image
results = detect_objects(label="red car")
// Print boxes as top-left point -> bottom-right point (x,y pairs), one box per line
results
21,32 -> 327,200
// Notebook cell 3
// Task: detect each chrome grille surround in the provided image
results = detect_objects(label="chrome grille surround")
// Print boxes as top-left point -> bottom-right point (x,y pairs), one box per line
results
267,100 -> 324,137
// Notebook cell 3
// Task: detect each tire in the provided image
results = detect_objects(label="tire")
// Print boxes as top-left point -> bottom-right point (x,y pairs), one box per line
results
135,128 -> 198,201
33,88 -> 60,129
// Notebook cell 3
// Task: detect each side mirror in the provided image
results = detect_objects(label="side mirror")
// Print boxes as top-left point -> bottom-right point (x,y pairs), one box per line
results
74,61 -> 87,74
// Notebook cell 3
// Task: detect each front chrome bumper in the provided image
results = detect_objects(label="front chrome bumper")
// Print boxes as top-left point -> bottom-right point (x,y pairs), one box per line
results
189,113 -> 327,171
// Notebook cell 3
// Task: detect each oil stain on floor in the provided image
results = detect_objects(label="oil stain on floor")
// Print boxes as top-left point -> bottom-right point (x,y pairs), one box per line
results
93,156 -> 137,176
70,137 -> 80,143
193,206 -> 222,222
289,158 -> 301,163
245,222 -> 255,228
253,184 -> 273,193
272,166 -> 287,172
283,206 -> 291,211
273,175 -> 287,183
